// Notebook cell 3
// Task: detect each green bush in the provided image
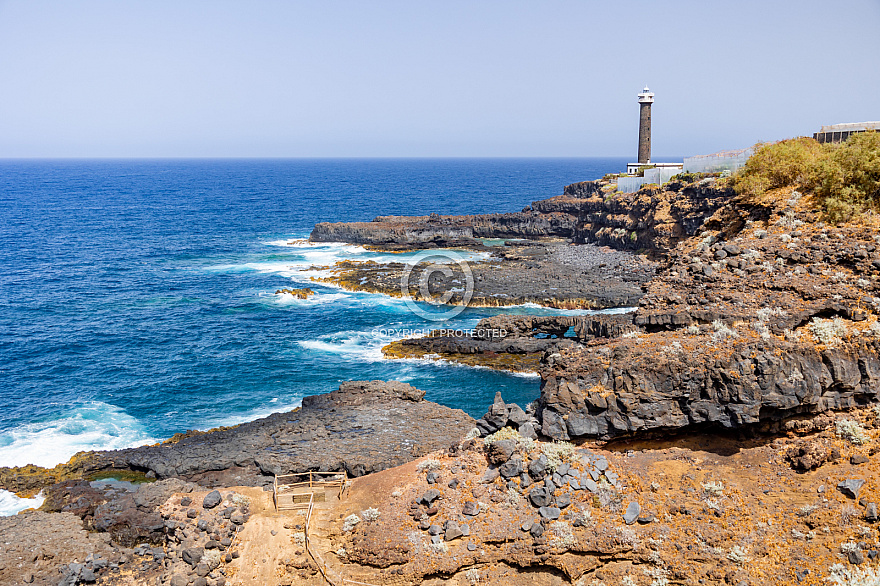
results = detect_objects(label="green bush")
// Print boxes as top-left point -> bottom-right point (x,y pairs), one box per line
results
733,132 -> 880,222
670,171 -> 704,184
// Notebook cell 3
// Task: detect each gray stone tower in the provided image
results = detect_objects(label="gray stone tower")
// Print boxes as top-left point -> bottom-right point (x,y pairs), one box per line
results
637,86 -> 654,164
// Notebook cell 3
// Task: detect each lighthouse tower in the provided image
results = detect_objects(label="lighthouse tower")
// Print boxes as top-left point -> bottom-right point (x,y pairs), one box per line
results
637,86 -> 654,164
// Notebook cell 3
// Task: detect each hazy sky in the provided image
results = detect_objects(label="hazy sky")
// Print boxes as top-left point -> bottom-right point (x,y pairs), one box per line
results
1,1 -> 877,158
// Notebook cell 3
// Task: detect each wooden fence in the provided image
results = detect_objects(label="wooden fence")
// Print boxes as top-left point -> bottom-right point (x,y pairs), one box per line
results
274,470 -> 376,585
273,471 -> 347,511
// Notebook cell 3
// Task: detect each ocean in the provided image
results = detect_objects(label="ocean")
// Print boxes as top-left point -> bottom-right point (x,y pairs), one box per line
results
0,158 -> 632,513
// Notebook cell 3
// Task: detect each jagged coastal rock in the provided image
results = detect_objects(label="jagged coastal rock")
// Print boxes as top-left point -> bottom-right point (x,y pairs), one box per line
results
309,177 -> 729,256
314,240 -> 654,310
353,174 -> 880,441
0,381 -> 475,495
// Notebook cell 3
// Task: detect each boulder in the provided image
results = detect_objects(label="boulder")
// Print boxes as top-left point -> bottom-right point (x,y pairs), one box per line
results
507,404 -> 529,427
528,455 -> 548,479
623,501 -> 641,525
839,479 -> 866,499
528,486 -> 552,508
484,392 -> 510,430
499,456 -> 523,479
181,548 -> 204,567
202,491 -> 222,509
487,440 -> 516,465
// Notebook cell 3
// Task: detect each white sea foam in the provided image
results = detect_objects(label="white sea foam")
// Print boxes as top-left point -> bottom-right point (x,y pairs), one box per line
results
272,291 -> 351,305
393,354 -> 540,376
0,401 -> 156,469
299,334 -> 387,362
0,489 -> 45,517
201,397 -> 304,429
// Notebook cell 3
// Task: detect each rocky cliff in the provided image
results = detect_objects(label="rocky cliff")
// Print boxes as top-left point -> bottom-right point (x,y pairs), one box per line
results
310,177 -> 733,257
531,183 -> 880,440
374,177 -> 880,442
310,211 -> 577,249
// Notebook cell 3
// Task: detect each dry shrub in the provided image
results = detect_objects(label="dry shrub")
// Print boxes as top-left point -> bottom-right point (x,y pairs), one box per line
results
734,132 -> 880,223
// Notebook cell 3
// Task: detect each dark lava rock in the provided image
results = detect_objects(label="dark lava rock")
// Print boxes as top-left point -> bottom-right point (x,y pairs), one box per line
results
723,243 -> 741,256
8,381 -> 475,490
484,392 -> 510,430
444,522 -> 463,541
181,548 -> 203,567
555,494 -> 571,509
851,454 -> 869,465
537,332 -> 880,441
528,455 -> 548,479
866,503 -> 879,522
839,479 -> 866,499
79,568 -> 97,583
499,456 -> 523,479
202,490 -> 222,509
529,486 -> 552,508
487,440 -> 516,465
461,501 -> 479,517
480,468 -> 500,484
420,489 -> 442,505
519,422 -> 538,440
848,549 -> 865,565
538,506 -> 560,520
507,404 -> 529,426
40,481 -> 109,518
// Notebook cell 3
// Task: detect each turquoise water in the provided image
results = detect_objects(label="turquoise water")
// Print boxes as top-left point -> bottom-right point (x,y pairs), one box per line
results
0,158 -> 631,473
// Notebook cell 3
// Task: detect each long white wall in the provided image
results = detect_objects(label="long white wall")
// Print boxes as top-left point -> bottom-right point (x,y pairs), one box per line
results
617,166 -> 682,193
683,148 -> 753,173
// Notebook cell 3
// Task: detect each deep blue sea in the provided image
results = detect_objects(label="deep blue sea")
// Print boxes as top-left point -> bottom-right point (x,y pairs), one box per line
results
0,158 -> 633,511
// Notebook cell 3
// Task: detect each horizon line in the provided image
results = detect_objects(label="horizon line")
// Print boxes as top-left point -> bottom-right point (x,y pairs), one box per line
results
0,155 -> 688,161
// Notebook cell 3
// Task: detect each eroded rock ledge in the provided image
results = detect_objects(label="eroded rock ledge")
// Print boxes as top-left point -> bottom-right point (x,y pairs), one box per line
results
0,381 -> 475,496
377,176 -> 880,442
309,178 -> 730,256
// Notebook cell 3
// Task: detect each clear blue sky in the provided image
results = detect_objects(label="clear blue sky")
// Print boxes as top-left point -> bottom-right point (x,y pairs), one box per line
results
1,0 -> 877,158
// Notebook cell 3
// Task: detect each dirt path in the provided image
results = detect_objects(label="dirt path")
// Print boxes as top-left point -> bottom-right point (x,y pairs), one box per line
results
224,487 -> 308,586
223,486 -> 378,586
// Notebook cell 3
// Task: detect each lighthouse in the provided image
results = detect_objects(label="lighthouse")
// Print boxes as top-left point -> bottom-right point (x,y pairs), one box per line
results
622,87 -> 680,184
637,86 -> 654,164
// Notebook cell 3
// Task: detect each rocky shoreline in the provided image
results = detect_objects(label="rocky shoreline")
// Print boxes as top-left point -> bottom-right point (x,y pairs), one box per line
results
1,381 -> 474,496
351,175 -> 880,444
5,164 -> 880,584
312,239 -> 653,310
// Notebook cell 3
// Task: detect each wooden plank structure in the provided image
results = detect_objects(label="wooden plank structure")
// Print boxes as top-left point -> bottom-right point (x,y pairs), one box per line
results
277,471 -> 378,586
273,471 -> 347,511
